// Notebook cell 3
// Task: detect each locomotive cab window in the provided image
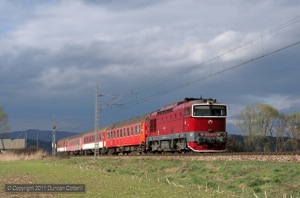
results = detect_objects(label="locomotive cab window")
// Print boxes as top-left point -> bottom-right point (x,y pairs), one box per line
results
193,105 -> 227,117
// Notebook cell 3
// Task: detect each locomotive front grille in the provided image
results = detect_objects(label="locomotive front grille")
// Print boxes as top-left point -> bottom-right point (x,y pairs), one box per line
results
197,132 -> 227,144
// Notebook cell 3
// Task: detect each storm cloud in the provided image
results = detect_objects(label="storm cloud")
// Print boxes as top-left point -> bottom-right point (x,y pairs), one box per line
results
0,0 -> 299,133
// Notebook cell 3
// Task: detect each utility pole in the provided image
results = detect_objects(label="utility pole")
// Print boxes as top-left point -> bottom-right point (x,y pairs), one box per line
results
25,122 -> 29,149
36,128 -> 39,148
24,129 -> 27,149
94,85 -> 102,159
52,117 -> 56,156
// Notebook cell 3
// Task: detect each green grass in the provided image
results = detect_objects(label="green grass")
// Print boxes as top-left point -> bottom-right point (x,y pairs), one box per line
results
0,157 -> 300,197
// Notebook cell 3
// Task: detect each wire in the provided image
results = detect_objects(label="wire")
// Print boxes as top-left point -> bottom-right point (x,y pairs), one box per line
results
58,15 -> 300,133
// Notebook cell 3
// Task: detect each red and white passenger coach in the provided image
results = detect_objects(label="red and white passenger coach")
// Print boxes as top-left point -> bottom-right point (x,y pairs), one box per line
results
57,98 -> 227,155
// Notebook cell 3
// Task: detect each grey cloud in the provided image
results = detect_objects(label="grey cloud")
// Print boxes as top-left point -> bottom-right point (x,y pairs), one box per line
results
83,0 -> 165,10
1,0 -> 300,132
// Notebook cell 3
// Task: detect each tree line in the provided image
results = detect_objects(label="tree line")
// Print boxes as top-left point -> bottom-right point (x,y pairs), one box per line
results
236,103 -> 300,152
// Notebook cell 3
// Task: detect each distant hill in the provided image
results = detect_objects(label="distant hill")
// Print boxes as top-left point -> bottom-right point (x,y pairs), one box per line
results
3,130 -> 77,142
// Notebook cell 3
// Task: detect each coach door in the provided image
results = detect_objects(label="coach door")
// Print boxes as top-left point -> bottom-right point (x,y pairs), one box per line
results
140,123 -> 146,143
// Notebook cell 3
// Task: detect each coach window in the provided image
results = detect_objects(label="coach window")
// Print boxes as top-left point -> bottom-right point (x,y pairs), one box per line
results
117,130 -> 119,138
124,128 -> 126,137
138,125 -> 141,134
135,126 -> 137,135
127,127 -> 130,136
131,127 -> 134,136
170,115 -> 172,120
120,129 -> 123,138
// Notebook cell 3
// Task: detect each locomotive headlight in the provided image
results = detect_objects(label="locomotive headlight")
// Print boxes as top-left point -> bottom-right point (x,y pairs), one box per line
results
198,133 -> 205,137
216,133 -> 221,137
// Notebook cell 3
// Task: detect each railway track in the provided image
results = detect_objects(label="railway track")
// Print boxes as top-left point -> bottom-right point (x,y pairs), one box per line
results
70,152 -> 300,163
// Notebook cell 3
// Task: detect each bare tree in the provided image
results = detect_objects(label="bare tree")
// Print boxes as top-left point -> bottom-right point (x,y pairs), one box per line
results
287,112 -> 300,151
274,113 -> 289,152
237,105 -> 259,151
237,103 -> 282,152
0,105 -> 10,138
254,103 -> 279,151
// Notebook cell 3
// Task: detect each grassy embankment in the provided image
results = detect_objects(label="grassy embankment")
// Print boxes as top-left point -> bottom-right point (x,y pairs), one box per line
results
0,152 -> 299,197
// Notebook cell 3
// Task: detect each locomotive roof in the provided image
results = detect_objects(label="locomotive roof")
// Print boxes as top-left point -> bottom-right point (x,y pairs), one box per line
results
152,98 -> 221,115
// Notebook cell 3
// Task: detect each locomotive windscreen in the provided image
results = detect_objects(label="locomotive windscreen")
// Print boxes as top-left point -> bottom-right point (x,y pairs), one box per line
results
192,105 -> 227,117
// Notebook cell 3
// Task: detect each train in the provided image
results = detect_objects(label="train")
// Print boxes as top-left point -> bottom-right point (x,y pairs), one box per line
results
57,97 -> 228,155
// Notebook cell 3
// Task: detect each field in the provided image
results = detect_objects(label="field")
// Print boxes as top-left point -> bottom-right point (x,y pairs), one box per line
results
0,152 -> 300,197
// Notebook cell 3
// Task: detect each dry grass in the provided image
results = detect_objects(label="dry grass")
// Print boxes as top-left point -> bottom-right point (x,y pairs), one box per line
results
0,148 -> 48,161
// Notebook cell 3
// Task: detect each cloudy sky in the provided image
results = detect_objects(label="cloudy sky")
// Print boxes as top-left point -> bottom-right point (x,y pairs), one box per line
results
1,0 -> 300,134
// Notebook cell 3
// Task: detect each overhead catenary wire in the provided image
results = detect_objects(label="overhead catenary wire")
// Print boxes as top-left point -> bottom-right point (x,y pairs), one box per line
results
58,15 -> 300,133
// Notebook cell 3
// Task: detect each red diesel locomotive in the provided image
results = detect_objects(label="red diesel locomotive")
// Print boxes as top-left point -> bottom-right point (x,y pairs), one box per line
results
57,98 -> 228,155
